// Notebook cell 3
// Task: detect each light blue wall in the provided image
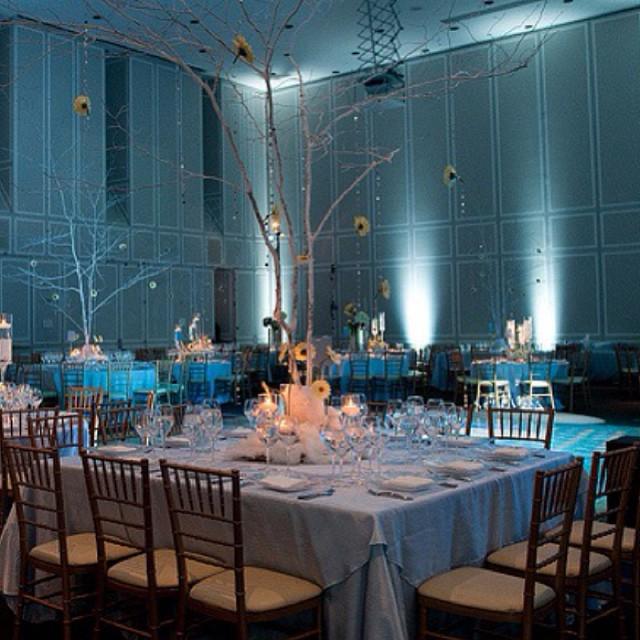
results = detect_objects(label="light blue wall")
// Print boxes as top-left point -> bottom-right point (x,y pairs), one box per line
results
0,25 -> 270,350
273,9 -> 640,347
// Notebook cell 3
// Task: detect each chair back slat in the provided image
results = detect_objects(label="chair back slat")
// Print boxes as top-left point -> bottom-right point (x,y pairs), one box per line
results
579,446 -> 639,571
523,459 -> 583,619
160,460 -> 246,618
4,442 -> 70,567
81,452 -> 157,586
488,406 -> 554,449
95,404 -> 145,445
28,411 -> 84,454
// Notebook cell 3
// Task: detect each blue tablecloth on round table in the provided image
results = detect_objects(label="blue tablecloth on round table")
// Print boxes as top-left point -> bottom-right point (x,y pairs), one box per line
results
172,360 -> 233,403
328,354 -> 410,397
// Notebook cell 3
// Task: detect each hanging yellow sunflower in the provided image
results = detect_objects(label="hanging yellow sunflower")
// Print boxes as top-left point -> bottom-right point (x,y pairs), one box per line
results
296,254 -> 310,264
377,278 -> 391,300
343,302 -> 357,318
442,164 -> 458,188
293,341 -> 316,362
232,34 -> 255,64
353,215 -> 370,237
269,204 -> 281,233
311,379 -> 331,400
278,342 -> 289,364
72,95 -> 91,116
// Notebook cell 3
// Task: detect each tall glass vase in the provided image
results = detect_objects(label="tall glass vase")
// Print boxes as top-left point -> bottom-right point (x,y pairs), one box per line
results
0,313 -> 12,383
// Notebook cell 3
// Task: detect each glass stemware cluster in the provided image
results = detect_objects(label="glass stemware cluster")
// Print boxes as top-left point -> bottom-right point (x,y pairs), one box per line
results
0,383 -> 43,410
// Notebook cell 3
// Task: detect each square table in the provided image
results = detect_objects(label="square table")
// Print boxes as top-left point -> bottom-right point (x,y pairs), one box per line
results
0,443 -> 574,639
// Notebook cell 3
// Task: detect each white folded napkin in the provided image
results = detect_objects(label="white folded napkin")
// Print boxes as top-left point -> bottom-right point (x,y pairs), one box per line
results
380,475 -> 433,492
97,445 -> 140,456
489,446 -> 528,460
438,460 -> 484,475
165,436 -> 190,448
442,436 -> 475,447
259,474 -> 309,492
226,427 -> 253,438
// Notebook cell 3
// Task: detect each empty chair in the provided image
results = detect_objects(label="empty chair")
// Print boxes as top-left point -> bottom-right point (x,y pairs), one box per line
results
371,351 -> 406,400
106,361 -> 133,402
160,459 -> 323,640
28,411 -> 85,455
487,406 -> 555,449
184,355 -> 208,403
348,352 -> 370,396
487,446 -> 637,639
156,359 -> 184,404
82,452 -> 221,640
65,385 -> 103,412
94,404 -> 145,446
521,353 -> 555,409
473,360 -> 511,409
61,362 -> 85,398
615,343 -> 640,395
417,459 -> 583,640
447,348 -> 475,405
5,443 -> 137,640
553,348 -> 591,412
0,407 -> 56,529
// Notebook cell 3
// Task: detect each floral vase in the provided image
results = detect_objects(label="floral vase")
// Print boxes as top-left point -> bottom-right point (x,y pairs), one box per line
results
280,384 -> 326,427
356,326 -> 366,352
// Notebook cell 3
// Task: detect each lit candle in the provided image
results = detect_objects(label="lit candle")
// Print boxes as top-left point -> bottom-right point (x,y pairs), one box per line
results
342,399 -> 360,417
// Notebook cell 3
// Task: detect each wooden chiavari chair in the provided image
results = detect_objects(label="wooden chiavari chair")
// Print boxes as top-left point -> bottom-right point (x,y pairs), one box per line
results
65,385 -> 103,412
348,352 -> 370,396
488,447 -> 638,640
156,359 -> 184,404
81,453 -> 219,640
94,404 -> 146,446
418,459 -> 583,640
27,411 -> 85,455
6,442 -> 137,640
107,361 -> 133,403
160,460 -> 323,640
553,348 -> 592,412
521,352 -> 555,409
487,406 -> 555,449
0,407 -> 56,529
615,343 -> 640,396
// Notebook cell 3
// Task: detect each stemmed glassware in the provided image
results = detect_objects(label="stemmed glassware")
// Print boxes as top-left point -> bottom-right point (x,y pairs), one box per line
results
277,416 -> 300,475
255,417 -> 279,469
201,400 -> 224,459
344,420 -> 372,484
320,421 -> 346,485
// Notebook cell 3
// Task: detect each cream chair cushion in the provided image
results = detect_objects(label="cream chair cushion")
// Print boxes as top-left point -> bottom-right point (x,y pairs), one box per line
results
569,520 -> 635,554
29,532 -> 138,567
418,567 -> 555,613
189,566 -> 322,613
487,541 -> 611,577
108,548 -> 223,589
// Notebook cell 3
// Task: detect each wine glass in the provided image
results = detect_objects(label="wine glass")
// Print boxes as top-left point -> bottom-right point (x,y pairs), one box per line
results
277,416 -> 300,475
384,399 -> 403,435
320,423 -> 345,485
406,395 -> 425,417
202,401 -> 224,458
255,416 -> 279,469
244,398 -> 259,428
344,421 -> 371,484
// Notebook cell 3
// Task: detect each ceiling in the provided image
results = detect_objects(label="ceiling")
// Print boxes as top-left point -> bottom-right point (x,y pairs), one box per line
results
1,0 -> 638,87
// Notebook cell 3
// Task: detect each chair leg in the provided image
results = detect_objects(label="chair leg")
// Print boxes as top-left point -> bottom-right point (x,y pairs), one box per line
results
417,601 -> 427,640
61,572 -> 73,640
575,583 -> 588,640
12,567 -> 26,640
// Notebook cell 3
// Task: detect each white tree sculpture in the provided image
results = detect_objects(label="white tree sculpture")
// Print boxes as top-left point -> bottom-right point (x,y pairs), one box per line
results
14,164 -> 167,355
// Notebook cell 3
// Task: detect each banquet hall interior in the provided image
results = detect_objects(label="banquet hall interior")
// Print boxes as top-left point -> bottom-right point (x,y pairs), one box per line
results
0,0 -> 639,639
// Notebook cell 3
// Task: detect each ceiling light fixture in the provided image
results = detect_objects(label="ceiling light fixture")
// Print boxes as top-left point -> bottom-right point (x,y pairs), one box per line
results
356,0 -> 405,96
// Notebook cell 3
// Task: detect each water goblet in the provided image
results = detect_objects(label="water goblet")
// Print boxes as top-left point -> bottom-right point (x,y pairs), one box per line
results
344,421 -> 371,484
277,416 -> 300,475
255,416 -> 280,469
341,393 -> 362,419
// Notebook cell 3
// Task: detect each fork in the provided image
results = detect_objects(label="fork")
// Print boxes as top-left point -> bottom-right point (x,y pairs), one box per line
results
367,488 -> 414,501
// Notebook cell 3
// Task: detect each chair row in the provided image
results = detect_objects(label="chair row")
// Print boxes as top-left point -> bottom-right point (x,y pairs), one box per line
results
5,444 -> 322,640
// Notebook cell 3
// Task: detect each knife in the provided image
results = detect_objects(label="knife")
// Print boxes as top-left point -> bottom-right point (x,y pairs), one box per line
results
297,488 -> 335,500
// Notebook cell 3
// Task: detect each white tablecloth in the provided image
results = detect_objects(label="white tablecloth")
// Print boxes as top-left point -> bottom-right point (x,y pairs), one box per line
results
0,444 -> 574,639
